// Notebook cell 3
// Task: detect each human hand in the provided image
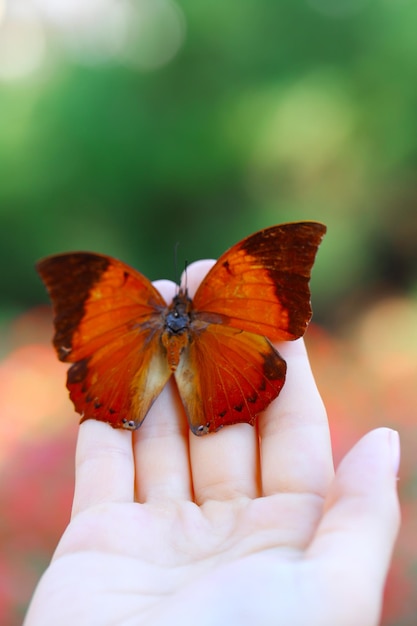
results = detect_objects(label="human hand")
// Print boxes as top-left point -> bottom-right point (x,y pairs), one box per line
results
24,260 -> 400,626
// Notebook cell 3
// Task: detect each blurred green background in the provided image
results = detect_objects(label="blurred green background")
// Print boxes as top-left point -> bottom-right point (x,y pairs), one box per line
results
1,0 -> 416,330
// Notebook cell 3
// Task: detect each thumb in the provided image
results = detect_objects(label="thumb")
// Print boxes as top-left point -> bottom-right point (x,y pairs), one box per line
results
308,427 -> 401,625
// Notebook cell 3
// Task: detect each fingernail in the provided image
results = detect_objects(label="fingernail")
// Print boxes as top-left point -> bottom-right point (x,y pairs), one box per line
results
388,428 -> 401,476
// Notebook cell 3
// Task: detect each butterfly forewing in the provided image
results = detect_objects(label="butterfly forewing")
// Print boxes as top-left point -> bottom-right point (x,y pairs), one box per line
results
37,252 -> 171,428
192,222 -> 326,341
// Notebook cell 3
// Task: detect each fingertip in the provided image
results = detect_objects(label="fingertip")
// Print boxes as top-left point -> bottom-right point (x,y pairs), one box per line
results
306,428 -> 401,626
385,427 -> 401,476
334,427 -> 401,490
326,428 -> 402,534
180,259 -> 216,298
152,279 -> 177,305
312,427 -> 401,568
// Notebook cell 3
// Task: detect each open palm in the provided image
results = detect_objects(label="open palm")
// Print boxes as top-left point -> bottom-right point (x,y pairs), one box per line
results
25,261 -> 400,626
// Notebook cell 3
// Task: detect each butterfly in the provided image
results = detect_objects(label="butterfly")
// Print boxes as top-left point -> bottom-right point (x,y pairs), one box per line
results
37,221 -> 326,436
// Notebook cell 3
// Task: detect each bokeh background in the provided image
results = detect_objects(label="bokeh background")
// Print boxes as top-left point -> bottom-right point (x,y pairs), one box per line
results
1,0 -> 416,624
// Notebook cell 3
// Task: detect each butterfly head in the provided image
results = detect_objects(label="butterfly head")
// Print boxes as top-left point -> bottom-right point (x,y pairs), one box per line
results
165,290 -> 192,335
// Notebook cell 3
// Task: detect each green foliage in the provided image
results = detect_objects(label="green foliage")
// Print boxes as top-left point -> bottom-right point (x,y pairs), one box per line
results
0,0 -> 416,327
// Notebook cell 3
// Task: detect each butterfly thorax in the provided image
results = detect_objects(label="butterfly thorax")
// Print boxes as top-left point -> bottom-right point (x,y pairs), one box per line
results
165,292 -> 192,333
161,291 -> 193,371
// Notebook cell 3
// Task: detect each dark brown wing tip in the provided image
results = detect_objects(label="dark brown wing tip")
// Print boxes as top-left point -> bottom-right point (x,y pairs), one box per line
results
36,253 -> 112,361
36,252 -> 110,280
241,221 -> 327,252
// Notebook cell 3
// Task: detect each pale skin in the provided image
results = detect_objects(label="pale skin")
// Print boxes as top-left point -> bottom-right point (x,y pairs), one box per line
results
24,260 -> 401,626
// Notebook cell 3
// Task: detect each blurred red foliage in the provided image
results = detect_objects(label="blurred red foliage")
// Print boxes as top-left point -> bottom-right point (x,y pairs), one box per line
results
0,298 -> 416,625
0,308 -> 76,626
308,297 -> 417,626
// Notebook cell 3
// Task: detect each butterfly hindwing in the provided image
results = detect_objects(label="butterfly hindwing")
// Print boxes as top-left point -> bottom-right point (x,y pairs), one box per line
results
37,253 -> 172,429
174,320 -> 287,435
192,222 -> 326,342
67,329 -> 171,429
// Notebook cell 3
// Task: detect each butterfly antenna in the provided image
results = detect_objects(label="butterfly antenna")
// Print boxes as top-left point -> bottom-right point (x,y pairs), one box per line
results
173,241 -> 182,294
182,259 -> 189,295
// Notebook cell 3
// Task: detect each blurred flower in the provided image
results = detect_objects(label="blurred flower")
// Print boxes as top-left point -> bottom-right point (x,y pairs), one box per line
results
0,324 -> 74,466
0,430 -> 76,625
355,297 -> 417,384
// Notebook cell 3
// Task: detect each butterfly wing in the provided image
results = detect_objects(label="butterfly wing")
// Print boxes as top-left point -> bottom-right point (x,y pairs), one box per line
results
36,253 -> 172,429
174,321 -> 286,435
192,222 -> 326,341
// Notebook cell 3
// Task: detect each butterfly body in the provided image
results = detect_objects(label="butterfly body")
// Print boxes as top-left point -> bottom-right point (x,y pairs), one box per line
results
37,222 -> 326,435
161,292 -> 195,370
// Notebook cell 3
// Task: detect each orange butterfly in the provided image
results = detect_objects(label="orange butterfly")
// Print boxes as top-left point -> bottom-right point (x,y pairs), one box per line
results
37,222 -> 326,435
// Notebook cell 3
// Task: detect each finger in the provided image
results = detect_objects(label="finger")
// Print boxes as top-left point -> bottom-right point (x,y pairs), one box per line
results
184,260 -> 260,504
190,423 -> 259,504
72,420 -> 135,517
307,428 -> 401,624
259,337 -> 333,497
133,279 -> 192,503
